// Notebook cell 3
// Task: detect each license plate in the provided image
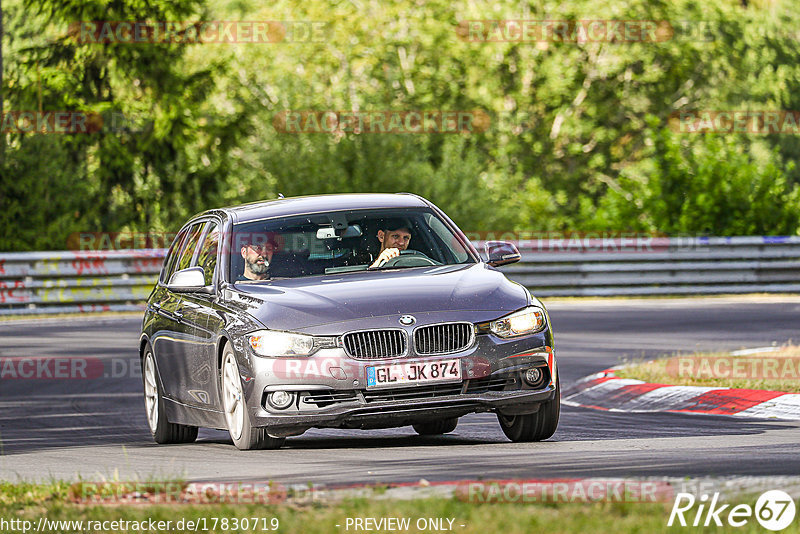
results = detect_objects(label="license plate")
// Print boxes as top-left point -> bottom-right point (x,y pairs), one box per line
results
366,359 -> 461,389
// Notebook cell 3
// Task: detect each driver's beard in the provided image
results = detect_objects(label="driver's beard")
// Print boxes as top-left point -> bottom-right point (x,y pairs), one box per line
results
248,259 -> 269,275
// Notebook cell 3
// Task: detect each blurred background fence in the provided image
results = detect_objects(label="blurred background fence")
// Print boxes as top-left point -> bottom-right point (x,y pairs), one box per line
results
1,236 -> 800,315
0,250 -> 164,315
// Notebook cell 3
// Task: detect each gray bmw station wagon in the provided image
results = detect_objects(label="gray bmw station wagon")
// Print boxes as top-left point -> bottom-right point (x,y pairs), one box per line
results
139,193 -> 559,449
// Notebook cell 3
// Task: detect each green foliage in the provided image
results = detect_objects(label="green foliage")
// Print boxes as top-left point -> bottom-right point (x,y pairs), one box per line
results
1,0 -> 242,247
648,132 -> 800,235
592,126 -> 800,235
2,0 -> 800,250
0,136 -> 91,250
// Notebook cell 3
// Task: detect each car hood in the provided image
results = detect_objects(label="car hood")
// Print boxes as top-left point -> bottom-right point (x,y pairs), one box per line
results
227,263 -> 529,332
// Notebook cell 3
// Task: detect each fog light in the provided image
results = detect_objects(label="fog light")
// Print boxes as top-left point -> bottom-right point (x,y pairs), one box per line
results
524,367 -> 544,387
267,390 -> 294,410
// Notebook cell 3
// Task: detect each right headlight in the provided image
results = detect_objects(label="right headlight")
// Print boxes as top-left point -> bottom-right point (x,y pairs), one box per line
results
489,306 -> 547,338
247,330 -> 316,357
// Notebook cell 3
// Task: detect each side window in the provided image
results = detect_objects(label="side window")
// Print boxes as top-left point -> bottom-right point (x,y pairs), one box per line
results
161,228 -> 189,284
195,222 -> 219,286
175,223 -> 206,274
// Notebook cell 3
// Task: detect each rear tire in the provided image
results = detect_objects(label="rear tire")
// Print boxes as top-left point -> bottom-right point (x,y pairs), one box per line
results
142,349 -> 198,444
497,373 -> 560,442
221,344 -> 285,450
412,417 -> 458,435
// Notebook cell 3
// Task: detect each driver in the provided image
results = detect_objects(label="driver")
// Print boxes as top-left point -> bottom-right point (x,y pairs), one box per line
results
238,236 -> 277,281
370,219 -> 412,268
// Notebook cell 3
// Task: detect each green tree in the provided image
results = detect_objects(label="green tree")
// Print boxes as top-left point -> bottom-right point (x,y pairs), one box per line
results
1,0 -> 250,249
592,126 -> 800,235
3,0 -> 800,251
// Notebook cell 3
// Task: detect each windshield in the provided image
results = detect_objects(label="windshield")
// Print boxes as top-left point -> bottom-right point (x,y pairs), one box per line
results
228,208 -> 475,282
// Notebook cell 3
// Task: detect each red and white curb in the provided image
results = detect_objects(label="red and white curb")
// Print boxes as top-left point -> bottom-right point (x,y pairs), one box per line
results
562,369 -> 800,419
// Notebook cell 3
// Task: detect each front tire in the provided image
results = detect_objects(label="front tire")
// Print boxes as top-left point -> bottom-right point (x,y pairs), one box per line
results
497,373 -> 560,442
142,349 -> 198,444
221,344 -> 285,450
412,418 -> 458,435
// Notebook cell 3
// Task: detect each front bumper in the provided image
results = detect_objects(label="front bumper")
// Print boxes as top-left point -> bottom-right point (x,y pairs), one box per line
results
235,329 -> 557,435
256,384 -> 556,436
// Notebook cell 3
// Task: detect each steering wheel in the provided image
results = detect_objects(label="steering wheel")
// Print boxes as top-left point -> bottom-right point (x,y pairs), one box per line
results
379,249 -> 439,268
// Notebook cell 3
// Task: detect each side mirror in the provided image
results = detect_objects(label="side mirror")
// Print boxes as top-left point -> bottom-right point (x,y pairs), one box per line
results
485,241 -> 521,267
168,267 -> 212,293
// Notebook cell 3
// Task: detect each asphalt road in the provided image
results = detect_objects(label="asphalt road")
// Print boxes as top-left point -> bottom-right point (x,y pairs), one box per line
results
1,296 -> 799,484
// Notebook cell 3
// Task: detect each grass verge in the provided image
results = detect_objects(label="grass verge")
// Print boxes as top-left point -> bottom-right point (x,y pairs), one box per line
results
615,345 -> 800,393
0,481 -> 793,534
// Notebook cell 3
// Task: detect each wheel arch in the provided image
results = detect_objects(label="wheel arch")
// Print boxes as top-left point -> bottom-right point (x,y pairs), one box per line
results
216,332 -> 232,371
138,334 -> 163,390
138,334 -> 151,361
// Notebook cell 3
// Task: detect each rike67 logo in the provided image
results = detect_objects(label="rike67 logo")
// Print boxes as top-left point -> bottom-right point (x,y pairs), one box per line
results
669,490 -> 796,531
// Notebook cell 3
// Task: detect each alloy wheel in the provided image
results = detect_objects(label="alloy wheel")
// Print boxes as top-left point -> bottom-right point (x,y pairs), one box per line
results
222,355 -> 245,440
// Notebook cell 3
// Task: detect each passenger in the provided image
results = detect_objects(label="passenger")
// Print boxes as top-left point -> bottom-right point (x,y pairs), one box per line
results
370,219 -> 412,268
239,238 -> 277,281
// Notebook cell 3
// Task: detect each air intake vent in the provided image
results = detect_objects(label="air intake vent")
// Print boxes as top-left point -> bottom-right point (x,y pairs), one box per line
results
414,322 -> 475,355
342,330 -> 406,359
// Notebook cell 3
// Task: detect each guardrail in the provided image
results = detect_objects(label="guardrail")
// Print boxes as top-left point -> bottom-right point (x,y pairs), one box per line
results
0,250 -> 164,315
500,235 -> 800,297
1,236 -> 799,315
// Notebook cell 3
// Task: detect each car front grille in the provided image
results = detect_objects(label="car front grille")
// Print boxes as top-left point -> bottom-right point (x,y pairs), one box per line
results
414,322 -> 475,355
342,329 -> 406,360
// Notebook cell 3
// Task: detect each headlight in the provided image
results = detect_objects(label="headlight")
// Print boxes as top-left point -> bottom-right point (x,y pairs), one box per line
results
489,306 -> 546,338
247,330 -> 315,357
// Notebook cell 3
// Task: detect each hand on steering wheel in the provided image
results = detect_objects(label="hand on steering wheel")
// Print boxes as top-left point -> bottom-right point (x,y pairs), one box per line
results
372,249 -> 437,268
371,247 -> 401,268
